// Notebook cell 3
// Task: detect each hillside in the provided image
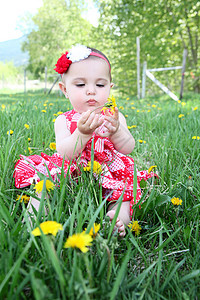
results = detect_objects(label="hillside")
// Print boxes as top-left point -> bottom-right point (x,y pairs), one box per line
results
0,36 -> 29,66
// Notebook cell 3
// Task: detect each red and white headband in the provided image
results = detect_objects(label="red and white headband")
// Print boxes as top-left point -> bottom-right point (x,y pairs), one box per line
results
54,44 -> 111,75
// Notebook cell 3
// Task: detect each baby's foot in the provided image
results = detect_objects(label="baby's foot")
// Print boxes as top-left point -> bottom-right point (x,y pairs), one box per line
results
106,210 -> 126,237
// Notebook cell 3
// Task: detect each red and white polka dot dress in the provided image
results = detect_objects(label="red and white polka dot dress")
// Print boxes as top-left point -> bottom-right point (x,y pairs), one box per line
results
14,109 -> 158,215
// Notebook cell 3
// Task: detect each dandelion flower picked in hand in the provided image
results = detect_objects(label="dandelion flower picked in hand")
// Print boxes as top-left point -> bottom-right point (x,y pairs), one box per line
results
102,95 -> 117,114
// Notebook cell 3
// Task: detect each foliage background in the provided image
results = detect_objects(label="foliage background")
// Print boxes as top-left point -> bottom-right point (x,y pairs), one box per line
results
17,0 -> 200,97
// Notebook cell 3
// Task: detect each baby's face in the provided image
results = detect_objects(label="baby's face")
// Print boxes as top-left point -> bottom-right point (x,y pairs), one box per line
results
62,57 -> 113,113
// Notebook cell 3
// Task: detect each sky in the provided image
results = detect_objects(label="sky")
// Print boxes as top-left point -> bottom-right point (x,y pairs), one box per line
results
0,0 -> 99,43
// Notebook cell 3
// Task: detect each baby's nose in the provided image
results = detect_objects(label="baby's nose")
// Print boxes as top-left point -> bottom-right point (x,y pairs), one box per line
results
86,85 -> 96,95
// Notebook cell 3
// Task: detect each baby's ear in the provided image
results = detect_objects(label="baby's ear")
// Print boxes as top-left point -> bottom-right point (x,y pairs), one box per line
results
59,82 -> 68,97
110,82 -> 114,88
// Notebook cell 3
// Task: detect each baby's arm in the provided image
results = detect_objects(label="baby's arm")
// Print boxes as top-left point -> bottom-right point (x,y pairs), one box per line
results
54,111 -> 103,160
98,108 -> 135,154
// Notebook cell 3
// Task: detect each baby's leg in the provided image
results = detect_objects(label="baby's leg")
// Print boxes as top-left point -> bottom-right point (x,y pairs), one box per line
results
26,193 -> 47,226
27,196 -> 41,216
106,201 -> 131,237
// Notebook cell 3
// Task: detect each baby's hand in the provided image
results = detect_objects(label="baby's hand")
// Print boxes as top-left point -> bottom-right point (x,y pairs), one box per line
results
97,107 -> 119,137
77,110 -> 103,135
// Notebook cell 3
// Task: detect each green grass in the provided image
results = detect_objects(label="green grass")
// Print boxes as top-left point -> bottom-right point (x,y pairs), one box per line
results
0,90 -> 200,299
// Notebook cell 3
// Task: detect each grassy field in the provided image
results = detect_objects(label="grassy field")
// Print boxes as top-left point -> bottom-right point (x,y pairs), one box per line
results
0,90 -> 199,299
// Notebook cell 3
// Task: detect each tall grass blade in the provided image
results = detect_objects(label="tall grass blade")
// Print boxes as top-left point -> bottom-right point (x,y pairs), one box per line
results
109,245 -> 131,300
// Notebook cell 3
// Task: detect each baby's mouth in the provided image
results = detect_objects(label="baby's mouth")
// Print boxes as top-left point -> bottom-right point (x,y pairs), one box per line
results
87,99 -> 97,105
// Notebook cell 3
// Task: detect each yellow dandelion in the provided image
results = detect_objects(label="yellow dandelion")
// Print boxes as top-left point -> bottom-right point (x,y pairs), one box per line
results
131,106 -> 136,110
148,165 -> 157,173
52,119 -> 56,123
119,106 -> 124,110
171,197 -> 182,206
28,147 -> 32,154
28,138 -> 31,142
84,161 -> 102,174
138,140 -> 146,144
1,104 -> 5,109
152,104 -> 156,108
193,107 -> 198,111
101,107 -> 107,113
42,110 -> 46,113
192,136 -> 197,140
64,232 -> 93,253
7,130 -> 14,135
84,223 -> 100,238
177,100 -> 181,104
137,109 -> 140,112
128,221 -> 141,236
53,113 -> 58,116
32,221 -> 63,237
43,103 -> 47,107
103,96 -> 117,114
57,111 -> 63,115
178,114 -> 184,118
131,102 -> 134,105
34,179 -> 55,194
197,136 -> 200,140
16,194 -> 30,204
181,102 -> 186,106
147,109 -> 151,112
128,125 -> 137,129
24,124 -> 30,129
49,103 -> 54,106
125,114 -> 128,118
49,142 -> 56,150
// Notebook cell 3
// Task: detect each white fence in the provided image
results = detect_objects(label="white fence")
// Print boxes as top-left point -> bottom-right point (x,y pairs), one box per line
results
136,37 -> 188,101
0,67 -> 60,94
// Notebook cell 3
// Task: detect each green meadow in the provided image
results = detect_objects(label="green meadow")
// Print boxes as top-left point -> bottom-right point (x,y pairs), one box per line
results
0,91 -> 199,299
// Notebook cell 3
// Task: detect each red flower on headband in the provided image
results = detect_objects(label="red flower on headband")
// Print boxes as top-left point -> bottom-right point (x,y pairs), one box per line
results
54,51 -> 72,74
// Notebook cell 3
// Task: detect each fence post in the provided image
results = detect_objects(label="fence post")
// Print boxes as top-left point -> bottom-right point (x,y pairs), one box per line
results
136,37 -> 140,99
48,75 -> 60,95
180,48 -> 187,100
44,66 -> 47,94
24,69 -> 26,93
142,61 -> 147,98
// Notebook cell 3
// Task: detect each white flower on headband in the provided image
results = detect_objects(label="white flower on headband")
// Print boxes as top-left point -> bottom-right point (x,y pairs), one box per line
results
67,45 -> 91,63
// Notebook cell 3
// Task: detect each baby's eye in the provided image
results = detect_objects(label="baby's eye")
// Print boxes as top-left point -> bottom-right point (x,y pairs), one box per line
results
76,83 -> 85,87
96,84 -> 104,87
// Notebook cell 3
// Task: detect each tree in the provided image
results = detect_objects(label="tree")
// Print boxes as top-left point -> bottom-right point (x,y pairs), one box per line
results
95,0 -> 200,95
22,0 -> 92,78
